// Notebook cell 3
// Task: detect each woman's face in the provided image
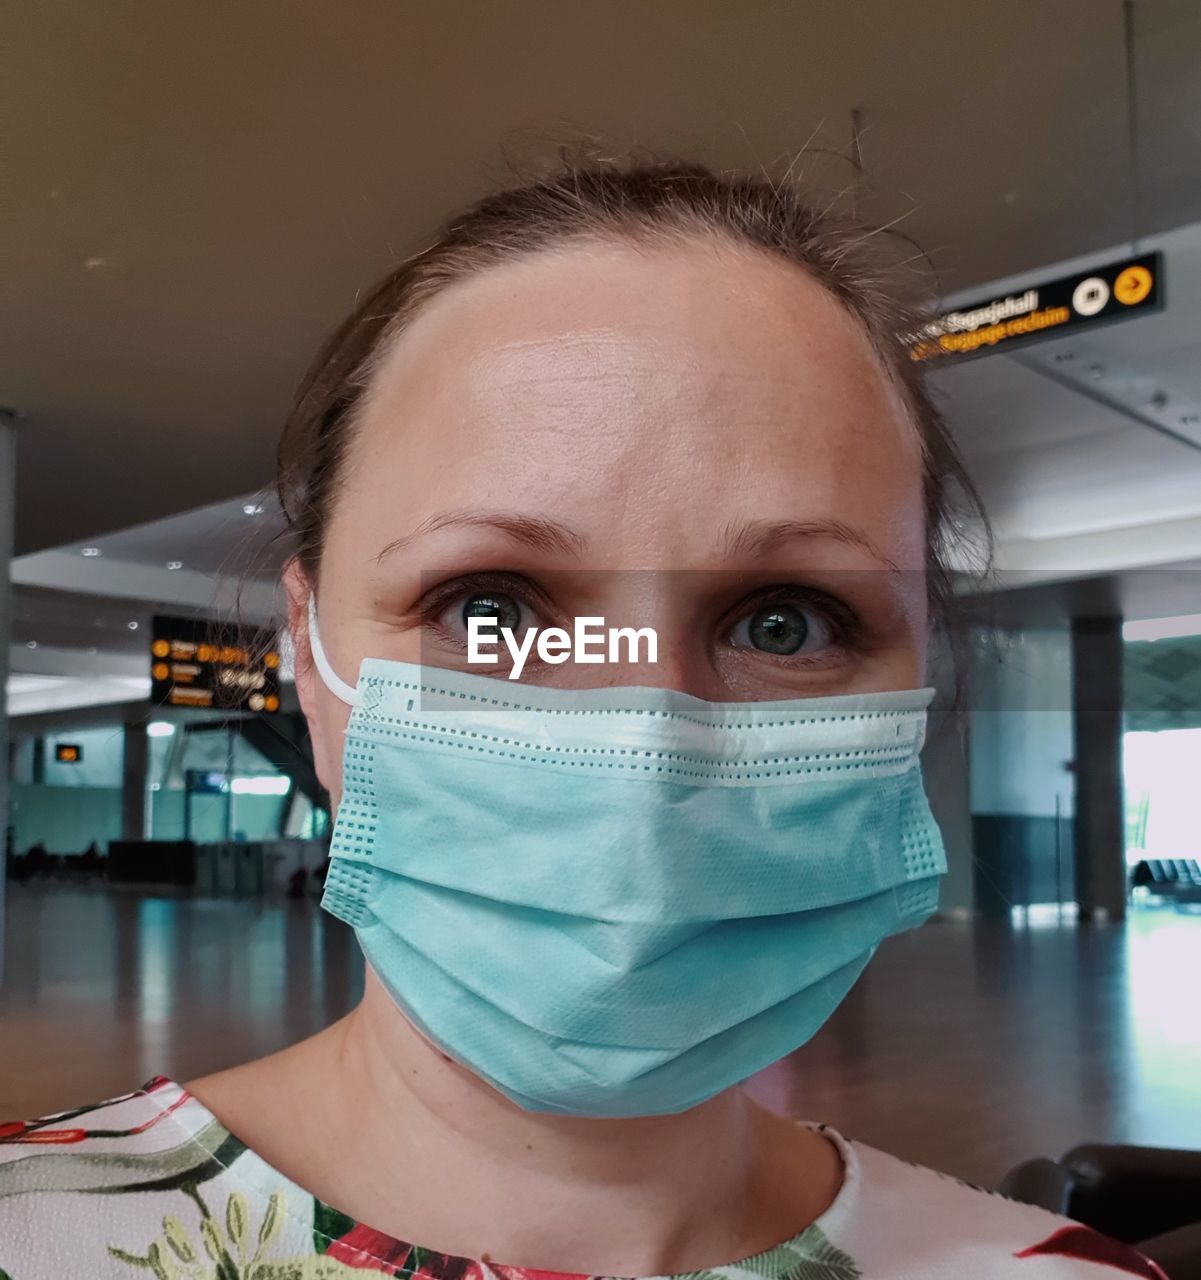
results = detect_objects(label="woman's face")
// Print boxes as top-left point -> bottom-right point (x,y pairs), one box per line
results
291,238 -> 928,799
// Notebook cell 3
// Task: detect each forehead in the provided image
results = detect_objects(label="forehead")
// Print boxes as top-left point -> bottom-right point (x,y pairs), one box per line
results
339,237 -> 923,567
365,236 -> 907,423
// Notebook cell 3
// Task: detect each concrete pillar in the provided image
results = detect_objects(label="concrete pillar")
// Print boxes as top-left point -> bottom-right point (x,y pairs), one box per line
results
0,411 -> 15,986
121,721 -> 149,841
1072,616 -> 1127,921
923,707 -> 974,916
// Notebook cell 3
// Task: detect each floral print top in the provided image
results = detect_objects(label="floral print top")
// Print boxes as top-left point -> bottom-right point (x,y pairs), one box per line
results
0,1077 -> 1167,1280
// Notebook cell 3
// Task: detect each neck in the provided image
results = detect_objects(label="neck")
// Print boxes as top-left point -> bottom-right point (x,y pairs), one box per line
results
271,970 -> 841,1276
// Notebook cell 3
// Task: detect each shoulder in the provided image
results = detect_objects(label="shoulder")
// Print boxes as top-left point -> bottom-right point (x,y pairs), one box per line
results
0,1078 -> 344,1277
813,1127 -> 1167,1279
0,1076 -> 235,1176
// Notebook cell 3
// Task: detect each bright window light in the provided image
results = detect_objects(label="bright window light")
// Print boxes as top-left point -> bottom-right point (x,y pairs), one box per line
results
1124,614 -> 1201,642
146,721 -> 175,738
1124,729 -> 1201,864
230,775 -> 291,796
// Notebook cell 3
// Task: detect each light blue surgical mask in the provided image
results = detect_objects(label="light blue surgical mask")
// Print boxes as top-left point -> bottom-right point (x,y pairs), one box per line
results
309,598 -> 947,1117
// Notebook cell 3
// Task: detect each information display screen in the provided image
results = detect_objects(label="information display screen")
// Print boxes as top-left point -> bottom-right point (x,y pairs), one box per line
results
150,615 -> 282,713
908,253 -> 1162,363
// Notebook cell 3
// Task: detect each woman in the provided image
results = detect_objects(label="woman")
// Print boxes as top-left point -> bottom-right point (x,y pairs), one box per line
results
0,157 -> 1164,1279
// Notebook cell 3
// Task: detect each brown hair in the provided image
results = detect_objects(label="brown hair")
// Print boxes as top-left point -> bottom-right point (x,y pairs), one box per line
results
276,151 -> 986,625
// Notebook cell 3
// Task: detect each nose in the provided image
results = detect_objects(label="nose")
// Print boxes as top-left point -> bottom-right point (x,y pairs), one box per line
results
565,638 -> 709,697
537,572 -> 720,699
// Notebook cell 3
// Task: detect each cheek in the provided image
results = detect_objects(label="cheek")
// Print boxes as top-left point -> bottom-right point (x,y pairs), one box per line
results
299,675 -> 351,807
900,575 -> 931,687
319,695 -> 350,807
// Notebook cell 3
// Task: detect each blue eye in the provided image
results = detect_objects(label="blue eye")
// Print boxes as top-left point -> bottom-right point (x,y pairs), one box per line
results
749,604 -> 807,654
732,601 -> 831,657
461,592 -> 522,635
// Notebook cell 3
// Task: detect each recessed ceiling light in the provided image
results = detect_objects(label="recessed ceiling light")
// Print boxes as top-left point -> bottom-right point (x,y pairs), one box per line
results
128,620 -> 139,631
81,547 -> 101,557
26,640 -> 37,649
166,560 -> 183,570
87,647 -> 98,655
243,503 -> 264,516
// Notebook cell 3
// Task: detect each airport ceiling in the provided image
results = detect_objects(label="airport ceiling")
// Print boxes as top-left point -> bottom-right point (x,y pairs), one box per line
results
5,0 -> 1201,557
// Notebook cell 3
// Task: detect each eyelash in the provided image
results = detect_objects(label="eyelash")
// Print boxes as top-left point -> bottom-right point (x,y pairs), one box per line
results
416,571 -> 555,648
722,584 -> 863,657
414,571 -> 864,661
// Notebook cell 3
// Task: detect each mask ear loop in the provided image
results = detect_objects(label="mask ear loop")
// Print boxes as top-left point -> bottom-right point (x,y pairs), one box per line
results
306,594 -> 361,707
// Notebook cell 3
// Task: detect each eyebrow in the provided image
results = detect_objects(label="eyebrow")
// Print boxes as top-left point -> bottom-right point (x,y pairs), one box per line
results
375,509 -> 588,562
718,518 -> 902,571
375,510 -> 900,569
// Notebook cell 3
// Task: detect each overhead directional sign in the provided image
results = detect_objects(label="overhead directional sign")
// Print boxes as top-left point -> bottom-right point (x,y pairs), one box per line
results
150,615 -> 281,713
908,252 -> 1162,363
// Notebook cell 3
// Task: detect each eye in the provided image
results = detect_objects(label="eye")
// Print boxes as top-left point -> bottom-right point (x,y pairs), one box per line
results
461,592 -> 522,636
420,574 -> 549,654
730,599 -> 833,657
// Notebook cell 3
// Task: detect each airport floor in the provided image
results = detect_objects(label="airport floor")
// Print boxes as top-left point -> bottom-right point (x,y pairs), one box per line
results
2,880 -> 1199,1188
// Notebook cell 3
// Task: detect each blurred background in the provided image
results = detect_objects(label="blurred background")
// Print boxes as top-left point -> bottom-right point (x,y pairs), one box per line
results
2,0 -> 1200,1191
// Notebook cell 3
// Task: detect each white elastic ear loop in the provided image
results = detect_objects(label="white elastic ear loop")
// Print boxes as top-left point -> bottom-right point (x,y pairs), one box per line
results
306,594 -> 360,706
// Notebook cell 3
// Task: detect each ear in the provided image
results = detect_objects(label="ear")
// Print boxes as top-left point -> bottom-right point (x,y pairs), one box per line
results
283,557 -> 343,798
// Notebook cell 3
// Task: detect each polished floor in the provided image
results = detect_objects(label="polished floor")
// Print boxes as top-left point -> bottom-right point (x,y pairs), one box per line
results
2,880 -> 1199,1188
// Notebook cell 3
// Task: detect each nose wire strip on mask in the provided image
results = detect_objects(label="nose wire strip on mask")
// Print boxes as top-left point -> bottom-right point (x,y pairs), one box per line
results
308,595 -> 361,707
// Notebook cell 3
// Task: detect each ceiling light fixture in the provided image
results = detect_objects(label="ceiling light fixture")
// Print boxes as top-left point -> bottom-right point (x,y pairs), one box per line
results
147,721 -> 175,738
166,560 -> 183,570
81,546 -> 101,557
128,621 -> 139,631
243,502 -> 264,516
26,640 -> 37,649
230,775 -> 291,796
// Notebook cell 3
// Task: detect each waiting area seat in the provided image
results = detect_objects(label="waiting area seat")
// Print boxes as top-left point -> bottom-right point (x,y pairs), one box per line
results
1002,1142 -> 1201,1276
1131,859 -> 1201,905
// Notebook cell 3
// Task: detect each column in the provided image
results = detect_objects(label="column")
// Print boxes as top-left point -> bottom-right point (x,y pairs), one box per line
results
0,411 -> 15,986
121,721 -> 149,841
1072,616 -> 1127,921
923,706 -> 974,916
